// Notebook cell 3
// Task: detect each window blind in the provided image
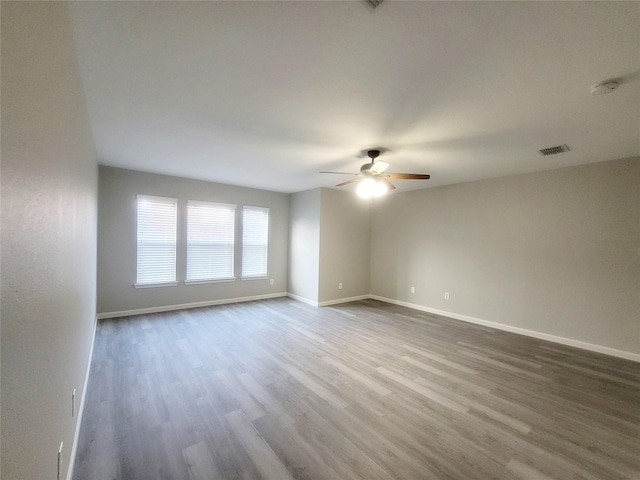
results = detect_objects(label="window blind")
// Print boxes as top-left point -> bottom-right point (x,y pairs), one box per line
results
187,200 -> 236,282
242,206 -> 269,278
136,195 -> 178,285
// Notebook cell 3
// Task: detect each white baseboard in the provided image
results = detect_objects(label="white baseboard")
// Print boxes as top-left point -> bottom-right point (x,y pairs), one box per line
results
286,293 -> 370,307
96,291 -> 638,362
286,292 -> 318,306
97,292 -> 288,319
319,294 -> 370,307
66,313 -> 98,480
369,295 -> 640,362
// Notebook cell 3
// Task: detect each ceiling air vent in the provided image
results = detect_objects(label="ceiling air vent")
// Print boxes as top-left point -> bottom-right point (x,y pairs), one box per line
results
539,144 -> 570,156
365,0 -> 383,9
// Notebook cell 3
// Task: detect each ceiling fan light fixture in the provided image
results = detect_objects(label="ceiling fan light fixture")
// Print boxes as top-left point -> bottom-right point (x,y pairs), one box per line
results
322,147 -> 429,196
357,177 -> 388,199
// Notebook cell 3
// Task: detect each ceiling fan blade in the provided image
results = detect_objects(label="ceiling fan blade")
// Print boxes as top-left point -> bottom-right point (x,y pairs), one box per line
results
386,173 -> 430,180
378,177 -> 396,190
369,161 -> 390,175
319,171 -> 357,175
336,178 -> 362,187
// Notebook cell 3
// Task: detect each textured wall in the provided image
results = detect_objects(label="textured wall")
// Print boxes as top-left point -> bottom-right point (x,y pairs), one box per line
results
370,158 -> 640,355
1,3 -> 99,478
288,189 -> 321,303
319,188 -> 370,303
97,166 -> 289,314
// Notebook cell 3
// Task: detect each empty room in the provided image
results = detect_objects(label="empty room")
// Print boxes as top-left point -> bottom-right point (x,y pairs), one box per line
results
1,1 -> 639,479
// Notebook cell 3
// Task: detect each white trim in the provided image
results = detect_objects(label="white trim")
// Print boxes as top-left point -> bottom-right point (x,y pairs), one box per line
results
97,292 -> 288,319
318,294 -> 370,307
134,281 -> 178,289
286,292 -> 318,306
369,295 -> 640,362
97,291 -> 639,361
66,314 -> 98,480
241,276 -> 269,281
287,293 -> 370,306
184,278 -> 236,286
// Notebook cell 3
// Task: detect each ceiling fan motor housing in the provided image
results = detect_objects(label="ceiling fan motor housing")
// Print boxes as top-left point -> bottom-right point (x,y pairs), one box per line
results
360,149 -> 381,173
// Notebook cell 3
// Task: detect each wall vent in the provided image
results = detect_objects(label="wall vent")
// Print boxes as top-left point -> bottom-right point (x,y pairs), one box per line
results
365,0 -> 383,9
539,144 -> 570,156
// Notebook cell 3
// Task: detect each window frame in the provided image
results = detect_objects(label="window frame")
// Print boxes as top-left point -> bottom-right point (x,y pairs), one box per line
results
241,205 -> 270,280
135,194 -> 178,288
185,199 -> 237,284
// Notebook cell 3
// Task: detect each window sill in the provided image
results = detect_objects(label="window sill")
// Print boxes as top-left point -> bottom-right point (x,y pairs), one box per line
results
241,276 -> 269,281
184,278 -> 236,286
134,282 -> 178,289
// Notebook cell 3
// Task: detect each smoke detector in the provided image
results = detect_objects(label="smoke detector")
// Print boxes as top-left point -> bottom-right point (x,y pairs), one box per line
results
591,80 -> 619,95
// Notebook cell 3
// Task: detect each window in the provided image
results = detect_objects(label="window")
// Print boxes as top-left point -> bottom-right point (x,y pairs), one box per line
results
242,206 -> 269,278
136,197 -> 270,286
136,195 -> 178,286
186,200 -> 236,282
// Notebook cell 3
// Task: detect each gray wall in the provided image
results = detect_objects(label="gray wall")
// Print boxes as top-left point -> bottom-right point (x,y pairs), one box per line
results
97,166 -> 289,314
371,157 -> 640,354
1,3 -> 99,479
319,189 -> 370,303
288,188 -> 371,305
288,189 -> 321,303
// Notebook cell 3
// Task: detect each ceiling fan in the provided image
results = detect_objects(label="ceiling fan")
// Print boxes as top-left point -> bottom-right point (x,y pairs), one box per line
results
320,149 -> 430,198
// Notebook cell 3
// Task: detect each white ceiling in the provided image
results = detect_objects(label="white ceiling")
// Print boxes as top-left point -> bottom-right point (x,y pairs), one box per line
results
69,1 -> 639,194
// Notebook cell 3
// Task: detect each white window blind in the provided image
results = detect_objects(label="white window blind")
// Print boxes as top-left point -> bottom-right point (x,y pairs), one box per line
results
187,200 -> 236,282
242,206 -> 269,278
136,195 -> 178,286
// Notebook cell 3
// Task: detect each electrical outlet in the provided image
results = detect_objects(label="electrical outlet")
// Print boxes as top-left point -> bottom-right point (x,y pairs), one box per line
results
269,278 -> 274,285
338,282 -> 343,289
444,292 -> 450,300
72,389 -> 76,417
57,442 -> 64,480
410,286 -> 415,294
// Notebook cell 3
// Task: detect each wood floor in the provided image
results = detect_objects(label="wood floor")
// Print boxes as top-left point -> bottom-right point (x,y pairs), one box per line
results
73,298 -> 640,480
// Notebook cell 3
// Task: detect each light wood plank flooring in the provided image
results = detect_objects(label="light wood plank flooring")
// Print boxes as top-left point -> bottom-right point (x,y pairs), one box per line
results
73,298 -> 640,479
